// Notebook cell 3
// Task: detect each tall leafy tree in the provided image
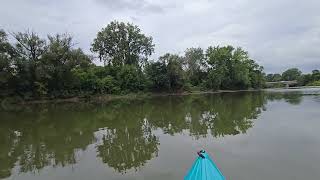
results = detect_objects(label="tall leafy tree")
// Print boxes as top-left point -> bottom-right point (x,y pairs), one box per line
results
311,69 -> 320,81
205,45 -> 264,90
0,30 -> 16,94
281,68 -> 302,81
205,46 -> 233,89
298,69 -> 320,86
145,61 -> 169,91
266,73 -> 282,82
246,59 -> 265,88
146,53 -> 186,92
91,21 -> 154,67
184,48 -> 205,86
41,34 -> 92,95
166,55 -> 186,91
11,31 -> 47,96
160,53 -> 185,91
13,31 -> 46,61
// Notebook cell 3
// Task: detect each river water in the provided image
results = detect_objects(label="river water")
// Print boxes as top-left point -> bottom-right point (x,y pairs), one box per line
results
1,88 -> 320,180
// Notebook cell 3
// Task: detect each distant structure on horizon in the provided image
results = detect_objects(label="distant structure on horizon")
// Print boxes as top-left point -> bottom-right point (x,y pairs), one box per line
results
266,80 -> 298,88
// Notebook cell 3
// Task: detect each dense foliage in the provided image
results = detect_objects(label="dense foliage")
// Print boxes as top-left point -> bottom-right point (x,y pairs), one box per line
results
266,68 -> 320,86
204,46 -> 265,90
281,68 -> 302,81
91,21 -> 154,67
0,30 -> 92,99
298,69 -> 320,86
0,21 -> 266,100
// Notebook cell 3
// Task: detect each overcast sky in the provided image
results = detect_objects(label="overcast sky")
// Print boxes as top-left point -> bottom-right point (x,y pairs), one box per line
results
1,0 -> 319,73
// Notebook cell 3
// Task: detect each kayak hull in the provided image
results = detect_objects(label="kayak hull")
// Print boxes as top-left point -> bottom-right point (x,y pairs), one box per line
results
184,152 -> 225,180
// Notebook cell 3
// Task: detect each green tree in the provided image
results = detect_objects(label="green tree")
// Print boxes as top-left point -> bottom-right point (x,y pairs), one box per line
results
273,74 -> 282,81
41,34 -> 92,96
13,31 -> 46,61
298,69 -> 320,86
266,73 -> 282,82
1,27 -> 268,99
311,69 -> 320,81
145,53 -> 186,92
11,31 -> 47,97
71,66 -> 100,94
117,65 -> 146,93
266,74 -> 273,82
204,46 -> 231,89
72,66 -> 123,95
204,45 -> 263,90
246,59 -> 265,88
298,74 -> 312,86
97,75 -> 119,94
145,61 -> 169,91
0,30 -> 16,94
163,54 -> 186,92
184,48 -> 205,86
281,68 -> 302,81
91,21 -> 154,67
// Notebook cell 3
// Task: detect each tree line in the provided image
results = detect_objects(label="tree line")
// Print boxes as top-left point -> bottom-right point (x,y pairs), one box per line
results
266,68 -> 320,86
0,21 -> 265,99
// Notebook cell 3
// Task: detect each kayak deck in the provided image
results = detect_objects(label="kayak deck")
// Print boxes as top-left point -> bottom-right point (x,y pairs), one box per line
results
184,151 -> 225,180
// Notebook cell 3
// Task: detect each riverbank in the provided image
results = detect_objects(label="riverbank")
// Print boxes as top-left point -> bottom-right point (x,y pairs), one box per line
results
2,86 -> 319,106
1,89 -> 261,106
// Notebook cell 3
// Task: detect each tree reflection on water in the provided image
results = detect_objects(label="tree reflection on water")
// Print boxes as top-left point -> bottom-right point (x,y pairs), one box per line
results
0,91 -> 305,178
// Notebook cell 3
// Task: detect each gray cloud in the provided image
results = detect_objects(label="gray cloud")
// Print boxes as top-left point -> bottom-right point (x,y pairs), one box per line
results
0,0 -> 319,72
95,0 -> 167,14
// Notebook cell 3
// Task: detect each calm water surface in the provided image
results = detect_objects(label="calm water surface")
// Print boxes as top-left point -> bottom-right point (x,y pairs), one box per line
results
1,88 -> 320,180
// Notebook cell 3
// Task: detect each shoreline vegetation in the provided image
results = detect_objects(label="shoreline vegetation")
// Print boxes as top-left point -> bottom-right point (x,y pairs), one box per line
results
1,20 -> 320,106
1,89 -> 261,106
2,86 -> 320,107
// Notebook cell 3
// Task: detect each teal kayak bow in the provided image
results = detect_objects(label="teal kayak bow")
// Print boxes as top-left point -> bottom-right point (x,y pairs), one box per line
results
184,150 -> 225,180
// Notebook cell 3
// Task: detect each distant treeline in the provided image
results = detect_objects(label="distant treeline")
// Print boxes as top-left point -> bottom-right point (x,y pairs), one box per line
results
266,68 -> 320,86
0,21 -> 265,99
